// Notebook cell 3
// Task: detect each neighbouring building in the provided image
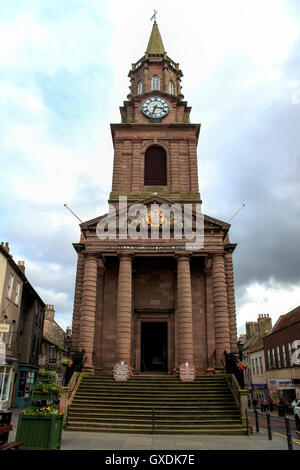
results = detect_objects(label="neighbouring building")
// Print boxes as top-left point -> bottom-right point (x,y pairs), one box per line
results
38,305 -> 71,385
264,306 -> 300,407
242,315 -> 272,401
71,20 -> 239,378
0,242 -> 45,409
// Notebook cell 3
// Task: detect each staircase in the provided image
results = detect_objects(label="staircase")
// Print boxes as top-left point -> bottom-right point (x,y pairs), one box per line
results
67,374 -> 248,435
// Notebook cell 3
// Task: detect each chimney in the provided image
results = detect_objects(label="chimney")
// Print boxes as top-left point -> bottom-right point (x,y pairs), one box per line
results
45,304 -> 55,321
246,321 -> 258,339
18,261 -> 25,274
257,314 -> 272,338
1,242 -> 9,253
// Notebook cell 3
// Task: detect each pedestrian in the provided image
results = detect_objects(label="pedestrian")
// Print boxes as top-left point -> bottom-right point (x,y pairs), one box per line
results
260,398 -> 264,413
252,398 -> 257,409
268,397 -> 273,412
248,398 -> 251,408
292,399 -> 297,414
263,398 -> 268,412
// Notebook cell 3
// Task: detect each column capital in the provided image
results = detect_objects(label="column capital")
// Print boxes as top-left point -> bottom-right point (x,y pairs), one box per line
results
175,252 -> 192,262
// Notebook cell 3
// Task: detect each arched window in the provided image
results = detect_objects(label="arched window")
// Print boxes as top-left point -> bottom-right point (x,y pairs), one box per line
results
137,80 -> 143,94
151,75 -> 160,91
169,80 -> 174,94
144,146 -> 166,186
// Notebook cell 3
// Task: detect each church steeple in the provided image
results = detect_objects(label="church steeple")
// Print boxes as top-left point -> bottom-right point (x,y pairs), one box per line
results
145,21 -> 166,56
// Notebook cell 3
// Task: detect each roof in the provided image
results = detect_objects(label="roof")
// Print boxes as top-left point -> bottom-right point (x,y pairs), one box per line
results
146,21 -> 166,55
42,334 -> 66,352
268,306 -> 300,335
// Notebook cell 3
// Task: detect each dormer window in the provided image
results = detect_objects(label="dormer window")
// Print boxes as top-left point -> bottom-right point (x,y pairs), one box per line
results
137,80 -> 143,94
169,80 -> 174,94
152,76 -> 160,91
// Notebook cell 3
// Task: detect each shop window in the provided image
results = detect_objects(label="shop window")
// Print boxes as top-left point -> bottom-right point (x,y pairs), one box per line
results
0,316 -> 7,342
255,358 -> 259,375
18,371 -> 35,398
251,359 -> 255,376
0,366 -> 11,401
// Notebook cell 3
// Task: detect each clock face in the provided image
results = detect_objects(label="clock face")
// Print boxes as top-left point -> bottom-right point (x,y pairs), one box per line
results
141,96 -> 170,119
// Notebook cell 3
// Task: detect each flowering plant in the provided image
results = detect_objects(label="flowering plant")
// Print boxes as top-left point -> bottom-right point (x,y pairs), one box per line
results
32,383 -> 62,393
22,406 -> 64,416
61,358 -> 72,367
237,361 -> 250,370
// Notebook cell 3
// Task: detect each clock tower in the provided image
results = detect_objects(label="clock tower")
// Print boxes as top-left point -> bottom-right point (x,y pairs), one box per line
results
109,20 -> 201,206
71,20 -> 239,379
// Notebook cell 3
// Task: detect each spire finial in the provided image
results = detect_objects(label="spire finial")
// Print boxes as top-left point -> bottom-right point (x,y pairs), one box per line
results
150,10 -> 158,23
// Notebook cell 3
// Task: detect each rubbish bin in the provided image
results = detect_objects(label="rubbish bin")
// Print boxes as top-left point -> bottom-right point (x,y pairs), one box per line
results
278,404 -> 285,417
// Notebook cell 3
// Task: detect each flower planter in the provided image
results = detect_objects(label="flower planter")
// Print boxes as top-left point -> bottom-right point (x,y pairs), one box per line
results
16,413 -> 63,450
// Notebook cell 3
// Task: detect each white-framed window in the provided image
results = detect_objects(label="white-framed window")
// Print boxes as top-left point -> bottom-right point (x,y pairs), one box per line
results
252,359 -> 255,376
259,356 -> 264,374
277,346 -> 281,368
255,358 -> 259,375
169,80 -> 174,94
8,320 -> 16,349
7,274 -> 13,299
15,281 -> 21,305
0,316 -> 7,343
267,350 -> 271,369
288,342 -> 293,365
137,80 -> 143,94
282,344 -> 287,367
272,348 -> 276,368
151,75 -> 160,91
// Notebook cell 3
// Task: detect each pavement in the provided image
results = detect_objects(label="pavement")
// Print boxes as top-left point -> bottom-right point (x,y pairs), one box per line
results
6,407 -> 300,450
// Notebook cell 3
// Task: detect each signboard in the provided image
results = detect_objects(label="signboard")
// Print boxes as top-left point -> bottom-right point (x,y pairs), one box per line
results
268,379 -> 295,390
113,361 -> 130,381
0,324 -> 9,333
278,379 -> 295,390
179,362 -> 195,382
252,384 -> 268,391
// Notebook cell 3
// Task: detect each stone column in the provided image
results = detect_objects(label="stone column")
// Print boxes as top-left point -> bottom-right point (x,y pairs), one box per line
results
225,250 -> 238,354
71,250 -> 85,352
115,255 -> 133,365
79,253 -> 98,370
176,255 -> 194,365
212,254 -> 231,365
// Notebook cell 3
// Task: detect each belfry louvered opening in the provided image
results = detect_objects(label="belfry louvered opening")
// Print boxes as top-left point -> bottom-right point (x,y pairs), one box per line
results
144,145 -> 167,186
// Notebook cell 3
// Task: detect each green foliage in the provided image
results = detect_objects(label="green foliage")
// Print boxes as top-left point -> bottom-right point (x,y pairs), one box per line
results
22,406 -> 64,416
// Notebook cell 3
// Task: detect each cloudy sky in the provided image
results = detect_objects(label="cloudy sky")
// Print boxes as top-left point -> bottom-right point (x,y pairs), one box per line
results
1,0 -> 300,335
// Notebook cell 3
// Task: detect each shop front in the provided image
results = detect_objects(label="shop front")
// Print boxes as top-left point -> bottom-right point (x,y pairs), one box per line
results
268,379 -> 296,408
15,364 -> 39,408
0,364 -> 14,411
252,384 -> 268,401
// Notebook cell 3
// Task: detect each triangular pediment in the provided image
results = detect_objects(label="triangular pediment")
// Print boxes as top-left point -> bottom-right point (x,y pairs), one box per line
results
80,194 -> 230,233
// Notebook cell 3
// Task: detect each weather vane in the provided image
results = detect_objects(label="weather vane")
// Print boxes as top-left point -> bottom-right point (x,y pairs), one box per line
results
150,10 -> 158,22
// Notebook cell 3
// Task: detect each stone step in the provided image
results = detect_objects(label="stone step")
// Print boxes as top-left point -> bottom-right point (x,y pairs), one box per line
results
67,415 -> 242,424
68,411 -> 240,419
69,404 -> 239,412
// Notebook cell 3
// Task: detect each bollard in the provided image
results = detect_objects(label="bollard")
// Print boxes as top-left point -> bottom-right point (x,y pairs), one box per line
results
284,415 -> 293,451
254,408 -> 259,433
266,411 -> 272,440
245,409 -> 249,435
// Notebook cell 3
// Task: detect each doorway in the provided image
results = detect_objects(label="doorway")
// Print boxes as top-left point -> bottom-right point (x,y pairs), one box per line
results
141,322 -> 168,372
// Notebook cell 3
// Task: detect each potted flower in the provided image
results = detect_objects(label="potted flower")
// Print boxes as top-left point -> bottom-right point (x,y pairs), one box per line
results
31,383 -> 62,402
61,358 -> 73,368
16,406 -> 64,450
237,361 -> 250,370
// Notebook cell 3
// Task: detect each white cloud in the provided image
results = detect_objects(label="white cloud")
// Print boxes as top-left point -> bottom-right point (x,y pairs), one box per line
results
237,280 -> 300,334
